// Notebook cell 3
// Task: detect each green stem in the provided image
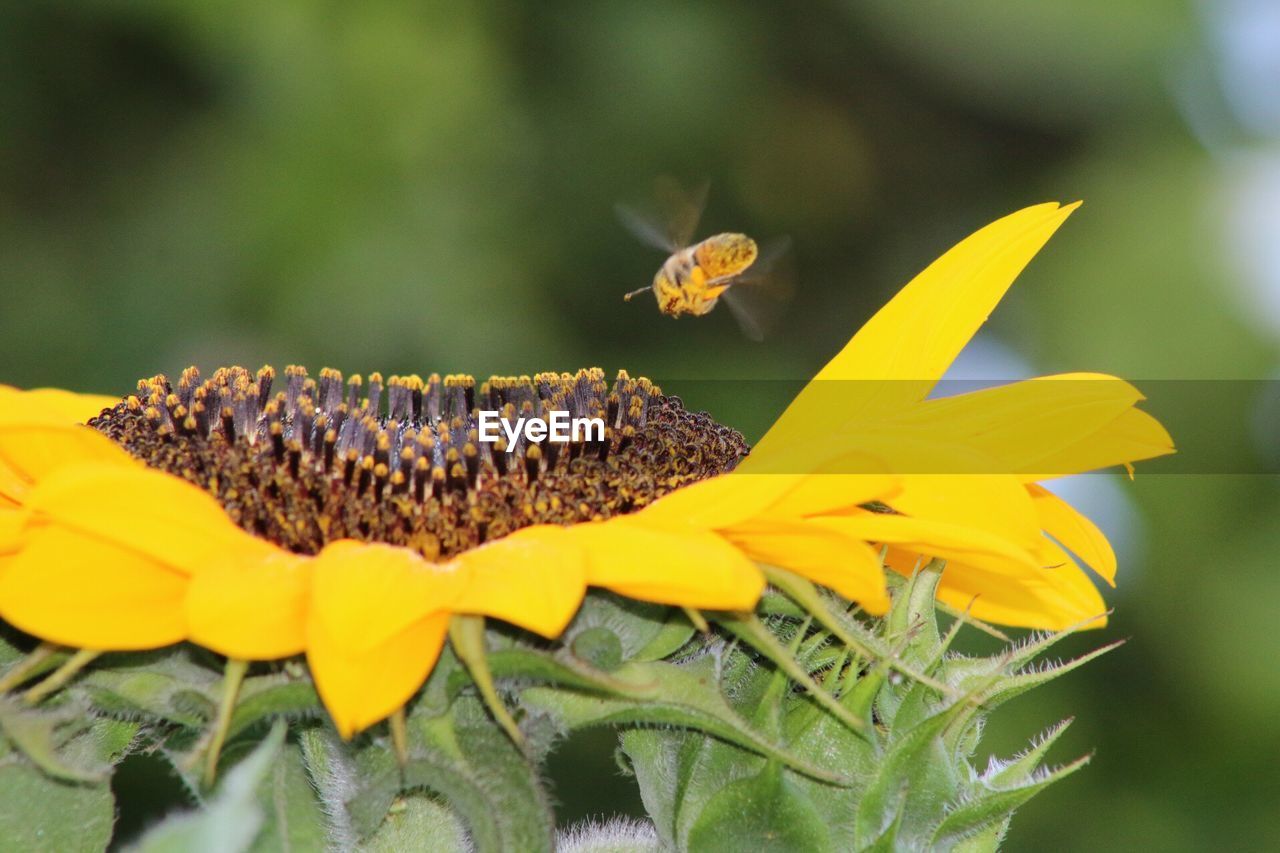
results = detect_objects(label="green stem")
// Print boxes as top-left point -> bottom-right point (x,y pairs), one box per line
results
448,615 -> 524,747
204,657 -> 249,788
763,566 -> 957,698
389,707 -> 409,769
0,642 -> 59,693
719,613 -> 867,736
22,649 -> 99,704
682,606 -> 710,633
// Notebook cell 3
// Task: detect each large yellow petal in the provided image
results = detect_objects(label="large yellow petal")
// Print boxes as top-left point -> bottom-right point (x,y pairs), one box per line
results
0,386 -> 119,425
720,518 -> 889,613
572,518 -> 764,611
0,524 -> 188,650
887,473 -> 1042,549
454,525 -> 587,638
20,463 -> 257,574
308,609 -> 450,738
307,540 -> 466,658
755,203 -> 1079,461
1027,485 -> 1117,585
186,549 -> 312,659
0,510 -> 21,552
0,423 -> 134,506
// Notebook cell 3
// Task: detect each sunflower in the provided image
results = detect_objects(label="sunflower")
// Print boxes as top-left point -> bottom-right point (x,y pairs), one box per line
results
0,202 -> 1171,743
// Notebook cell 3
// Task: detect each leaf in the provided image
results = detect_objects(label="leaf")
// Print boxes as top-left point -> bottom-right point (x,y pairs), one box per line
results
481,647 -> 657,698
77,650 -> 219,727
929,755 -> 1091,849
125,721 -> 286,853
0,697 -> 110,782
298,725 -> 360,850
685,763 -> 832,853
986,718 -> 1073,786
346,696 -> 556,853
226,673 -> 323,740
523,657 -> 847,785
0,764 -> 115,853
245,740 -> 331,853
360,794 -> 470,853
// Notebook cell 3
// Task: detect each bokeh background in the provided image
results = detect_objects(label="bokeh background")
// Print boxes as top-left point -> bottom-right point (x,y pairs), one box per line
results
3,1 -> 1278,849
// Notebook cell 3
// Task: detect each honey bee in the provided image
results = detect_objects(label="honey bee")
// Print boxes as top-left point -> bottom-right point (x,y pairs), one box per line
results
617,180 -> 791,341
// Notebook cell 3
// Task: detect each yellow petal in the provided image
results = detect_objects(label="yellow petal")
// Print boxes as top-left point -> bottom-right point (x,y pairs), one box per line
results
0,523 -> 188,650
307,540 -> 466,658
309,609 -> 450,738
1020,407 -> 1175,480
756,203 -> 1079,459
720,519 -> 889,613
1027,485 -> 1117,585
893,374 -> 1148,474
638,470 -> 899,528
572,518 -> 764,611
21,462 -> 256,574
0,510 -> 21,552
883,541 -> 1107,631
887,473 -> 1042,549
752,472 -> 900,518
0,422 -> 134,506
811,511 -> 1039,575
186,549 -> 312,659
637,474 -> 811,529
0,386 -> 119,425
454,525 -> 587,638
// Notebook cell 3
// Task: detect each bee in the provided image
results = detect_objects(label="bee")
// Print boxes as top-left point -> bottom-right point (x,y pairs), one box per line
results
617,180 -> 791,341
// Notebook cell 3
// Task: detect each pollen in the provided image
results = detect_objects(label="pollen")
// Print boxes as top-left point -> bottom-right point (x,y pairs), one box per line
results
89,365 -> 749,560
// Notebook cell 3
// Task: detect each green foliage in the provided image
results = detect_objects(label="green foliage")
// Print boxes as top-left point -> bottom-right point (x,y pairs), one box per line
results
0,570 -> 1103,850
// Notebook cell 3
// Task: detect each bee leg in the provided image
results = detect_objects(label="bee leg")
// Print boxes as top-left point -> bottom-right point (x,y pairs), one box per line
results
622,285 -> 651,302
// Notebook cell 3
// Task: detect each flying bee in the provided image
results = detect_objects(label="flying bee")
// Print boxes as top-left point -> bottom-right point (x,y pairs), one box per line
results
617,180 -> 792,341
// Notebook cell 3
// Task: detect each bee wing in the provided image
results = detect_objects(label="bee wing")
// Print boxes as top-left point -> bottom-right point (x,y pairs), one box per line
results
719,236 -> 795,341
655,177 -> 709,249
614,202 -> 680,253
615,177 -> 709,253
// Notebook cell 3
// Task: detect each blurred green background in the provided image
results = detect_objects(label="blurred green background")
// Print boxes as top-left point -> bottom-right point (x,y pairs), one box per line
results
3,1 -> 1278,849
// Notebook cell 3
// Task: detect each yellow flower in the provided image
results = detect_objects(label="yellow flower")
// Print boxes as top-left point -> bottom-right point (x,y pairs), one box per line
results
0,202 -> 1173,737
0,378 -> 904,735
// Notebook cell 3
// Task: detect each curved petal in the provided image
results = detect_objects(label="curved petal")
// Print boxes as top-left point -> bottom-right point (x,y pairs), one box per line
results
0,524 -> 188,650
883,542 -> 1107,631
454,525 -> 587,638
895,373 -> 1155,475
720,518 -> 889,613
307,541 -> 467,657
1020,407 -> 1175,480
186,549 -> 312,659
309,610 -> 450,738
572,518 -> 764,611
811,511 -> 1040,574
0,422 -> 134,507
1028,485 -> 1116,585
756,202 -> 1079,460
20,463 -> 258,573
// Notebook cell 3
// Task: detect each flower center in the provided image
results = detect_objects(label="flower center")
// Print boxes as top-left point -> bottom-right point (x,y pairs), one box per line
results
89,365 -> 749,559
